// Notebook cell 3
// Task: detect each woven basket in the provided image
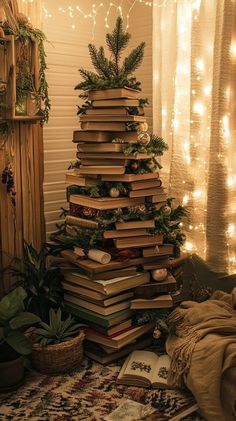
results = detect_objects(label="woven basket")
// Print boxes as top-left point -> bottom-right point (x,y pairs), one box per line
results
31,330 -> 85,375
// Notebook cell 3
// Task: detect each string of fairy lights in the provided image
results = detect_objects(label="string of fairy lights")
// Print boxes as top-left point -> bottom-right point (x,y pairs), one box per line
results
20,0 -> 236,273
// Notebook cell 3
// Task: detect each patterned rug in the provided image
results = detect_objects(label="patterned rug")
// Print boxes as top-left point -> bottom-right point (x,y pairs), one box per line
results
0,357 -> 204,421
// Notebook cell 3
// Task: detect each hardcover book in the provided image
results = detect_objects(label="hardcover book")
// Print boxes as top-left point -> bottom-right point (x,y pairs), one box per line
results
130,294 -> 173,310
65,172 -> 97,186
101,172 -> 159,182
92,98 -> 139,107
84,334 -> 153,364
75,165 -> 125,175
85,323 -> 154,349
103,228 -> 148,239
115,220 -> 155,230
117,350 -> 172,388
77,143 -> 127,153
64,294 -> 131,316
63,271 -> 150,296
86,107 -> 129,115
81,122 -> 127,131
143,244 -> 174,258
80,115 -> 145,122
114,235 -> 163,249
65,303 -> 133,328
73,130 -> 140,143
69,194 -> 145,210
88,87 -> 140,100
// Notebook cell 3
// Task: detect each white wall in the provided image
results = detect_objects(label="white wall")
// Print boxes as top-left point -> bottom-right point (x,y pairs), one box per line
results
42,1 -> 153,237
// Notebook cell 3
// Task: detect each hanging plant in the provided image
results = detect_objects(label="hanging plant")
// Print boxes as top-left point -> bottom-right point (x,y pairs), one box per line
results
2,17 -> 50,124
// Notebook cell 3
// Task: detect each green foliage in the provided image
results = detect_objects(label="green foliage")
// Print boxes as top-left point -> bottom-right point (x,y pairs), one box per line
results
33,308 -> 84,345
50,224 -> 105,251
123,134 -> 168,156
77,100 -> 92,115
75,17 -> 145,93
0,286 -> 40,355
73,181 -> 127,198
14,242 -> 64,322
3,24 -> 50,124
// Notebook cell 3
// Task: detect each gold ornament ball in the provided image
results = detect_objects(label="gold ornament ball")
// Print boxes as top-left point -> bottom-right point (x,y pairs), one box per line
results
131,161 -> 139,170
138,122 -> 149,133
162,205 -> 171,216
109,187 -> 120,198
147,160 -> 155,169
151,268 -> 168,282
153,328 -> 162,339
138,131 -> 151,145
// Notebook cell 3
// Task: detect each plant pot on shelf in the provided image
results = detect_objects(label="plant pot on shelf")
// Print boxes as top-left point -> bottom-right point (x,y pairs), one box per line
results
30,330 -> 85,375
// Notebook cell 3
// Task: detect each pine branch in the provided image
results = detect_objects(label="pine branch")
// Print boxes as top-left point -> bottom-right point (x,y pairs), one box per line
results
88,44 -> 111,78
122,42 -> 145,77
75,68 -> 100,91
106,16 -> 131,75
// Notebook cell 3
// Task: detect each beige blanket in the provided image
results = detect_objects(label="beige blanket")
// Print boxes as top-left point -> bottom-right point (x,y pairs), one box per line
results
166,291 -> 236,421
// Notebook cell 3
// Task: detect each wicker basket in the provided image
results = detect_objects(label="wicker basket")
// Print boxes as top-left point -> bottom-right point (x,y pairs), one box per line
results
31,330 -> 85,374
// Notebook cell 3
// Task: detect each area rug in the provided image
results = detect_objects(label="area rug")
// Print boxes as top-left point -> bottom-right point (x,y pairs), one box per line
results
0,357 -> 204,421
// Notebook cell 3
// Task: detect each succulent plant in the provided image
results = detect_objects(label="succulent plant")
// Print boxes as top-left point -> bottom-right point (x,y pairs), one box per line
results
33,308 -> 84,346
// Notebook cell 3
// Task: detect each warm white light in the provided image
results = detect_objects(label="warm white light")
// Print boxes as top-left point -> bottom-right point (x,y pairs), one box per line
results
193,189 -> 202,199
227,224 -> 235,238
182,194 -> 189,205
227,175 -> 235,187
193,101 -> 204,115
196,59 -> 204,71
192,0 -> 201,10
184,241 -> 194,251
204,84 -> 211,96
230,43 -> 236,57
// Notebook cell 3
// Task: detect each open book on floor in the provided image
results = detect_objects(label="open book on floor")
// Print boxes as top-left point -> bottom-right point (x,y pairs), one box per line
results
117,350 -> 173,388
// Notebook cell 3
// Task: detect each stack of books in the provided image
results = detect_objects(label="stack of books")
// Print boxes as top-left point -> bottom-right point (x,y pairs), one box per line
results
57,87 -> 185,362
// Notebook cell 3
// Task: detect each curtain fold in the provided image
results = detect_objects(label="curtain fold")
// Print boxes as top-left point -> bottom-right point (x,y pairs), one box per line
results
153,0 -> 236,273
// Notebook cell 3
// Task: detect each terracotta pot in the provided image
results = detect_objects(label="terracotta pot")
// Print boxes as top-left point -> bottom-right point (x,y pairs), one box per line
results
0,356 -> 25,393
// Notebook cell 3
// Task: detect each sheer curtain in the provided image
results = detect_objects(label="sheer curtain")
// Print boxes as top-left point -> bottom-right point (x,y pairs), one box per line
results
153,0 -> 236,273
18,0 -> 41,28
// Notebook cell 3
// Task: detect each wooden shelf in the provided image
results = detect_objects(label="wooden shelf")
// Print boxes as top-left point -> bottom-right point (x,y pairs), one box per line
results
0,116 -> 43,123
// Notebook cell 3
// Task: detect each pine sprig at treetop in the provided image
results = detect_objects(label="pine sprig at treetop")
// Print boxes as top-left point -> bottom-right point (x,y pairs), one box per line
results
75,16 -> 145,92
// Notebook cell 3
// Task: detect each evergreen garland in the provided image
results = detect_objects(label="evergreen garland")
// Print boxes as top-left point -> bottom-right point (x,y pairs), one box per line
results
75,17 -> 145,93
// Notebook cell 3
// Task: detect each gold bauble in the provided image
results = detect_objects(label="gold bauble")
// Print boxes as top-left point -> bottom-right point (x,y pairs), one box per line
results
151,268 -> 168,282
109,187 -> 120,198
147,160 -> 155,169
162,205 -> 171,216
138,131 -> 150,145
138,122 -> 148,133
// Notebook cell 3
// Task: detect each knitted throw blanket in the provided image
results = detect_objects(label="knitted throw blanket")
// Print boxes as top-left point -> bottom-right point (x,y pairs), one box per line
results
166,291 -> 236,421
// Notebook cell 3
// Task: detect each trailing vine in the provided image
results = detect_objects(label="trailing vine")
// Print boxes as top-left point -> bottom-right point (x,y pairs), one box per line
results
2,22 -> 50,124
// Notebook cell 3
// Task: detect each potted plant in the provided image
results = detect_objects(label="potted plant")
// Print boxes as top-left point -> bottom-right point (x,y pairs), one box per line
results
13,241 -> 64,323
0,286 -> 40,392
30,308 -> 85,374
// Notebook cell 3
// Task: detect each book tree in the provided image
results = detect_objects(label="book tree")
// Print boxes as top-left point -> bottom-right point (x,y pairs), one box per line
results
51,17 -> 187,363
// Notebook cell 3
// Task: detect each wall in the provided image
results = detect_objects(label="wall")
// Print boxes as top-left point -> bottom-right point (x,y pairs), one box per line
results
42,1 -> 153,238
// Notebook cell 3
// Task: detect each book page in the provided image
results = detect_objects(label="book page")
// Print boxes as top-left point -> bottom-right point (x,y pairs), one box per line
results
122,350 -> 159,383
151,354 -> 171,386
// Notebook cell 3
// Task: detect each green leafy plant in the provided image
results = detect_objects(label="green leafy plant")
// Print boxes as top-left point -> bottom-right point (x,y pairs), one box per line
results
2,23 -> 50,124
33,308 -> 84,346
13,241 -> 64,322
0,286 -> 40,356
75,16 -> 145,93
